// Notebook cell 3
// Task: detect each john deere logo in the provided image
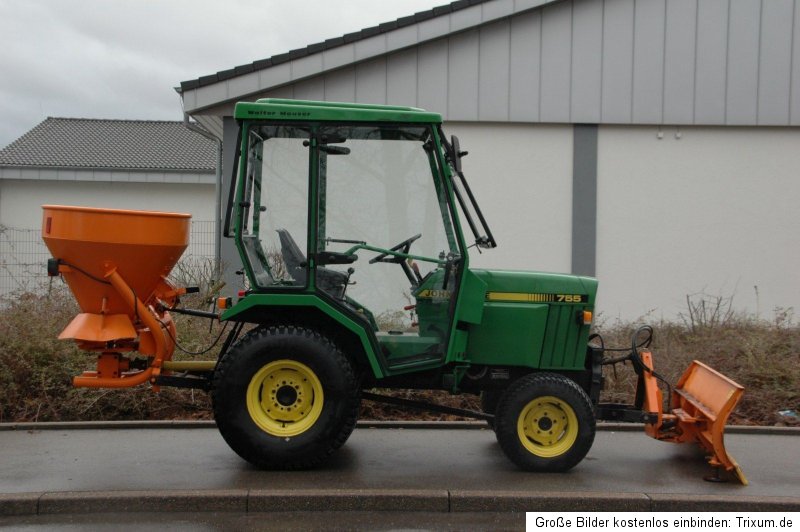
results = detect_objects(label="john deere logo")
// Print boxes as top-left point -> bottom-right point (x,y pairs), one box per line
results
417,289 -> 451,300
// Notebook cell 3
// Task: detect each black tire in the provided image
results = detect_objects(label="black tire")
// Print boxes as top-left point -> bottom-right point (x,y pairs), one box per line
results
480,390 -> 503,429
212,325 -> 360,470
495,373 -> 595,472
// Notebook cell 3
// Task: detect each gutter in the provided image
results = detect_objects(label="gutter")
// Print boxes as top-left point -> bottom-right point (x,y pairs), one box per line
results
182,113 -> 224,266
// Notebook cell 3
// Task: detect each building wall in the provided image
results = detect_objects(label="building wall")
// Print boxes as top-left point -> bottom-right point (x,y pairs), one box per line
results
0,179 -> 217,295
596,125 -> 800,321
0,179 -> 215,229
443,122 -> 574,275
189,0 -> 800,132
0,179 -> 216,262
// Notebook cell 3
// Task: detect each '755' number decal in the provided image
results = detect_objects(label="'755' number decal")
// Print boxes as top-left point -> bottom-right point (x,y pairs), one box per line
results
556,294 -> 586,303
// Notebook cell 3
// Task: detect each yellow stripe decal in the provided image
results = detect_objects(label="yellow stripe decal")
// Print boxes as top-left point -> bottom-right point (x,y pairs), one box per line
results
486,292 -> 587,303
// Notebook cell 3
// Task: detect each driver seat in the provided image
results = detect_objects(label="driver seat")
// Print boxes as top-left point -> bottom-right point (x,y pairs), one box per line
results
276,229 -> 348,298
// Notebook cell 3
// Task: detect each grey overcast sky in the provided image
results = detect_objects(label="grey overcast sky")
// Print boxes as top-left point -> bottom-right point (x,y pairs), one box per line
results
0,0 -> 446,148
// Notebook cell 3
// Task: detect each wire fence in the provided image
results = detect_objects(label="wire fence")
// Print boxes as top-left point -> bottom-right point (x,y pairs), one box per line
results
0,221 -> 217,297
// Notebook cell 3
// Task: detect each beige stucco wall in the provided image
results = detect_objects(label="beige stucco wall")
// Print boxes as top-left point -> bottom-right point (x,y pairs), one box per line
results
597,125 -> 800,321
443,122 -> 574,275
0,179 -> 216,295
0,179 -> 214,229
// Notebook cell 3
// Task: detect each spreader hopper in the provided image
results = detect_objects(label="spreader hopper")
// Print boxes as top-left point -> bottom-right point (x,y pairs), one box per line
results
42,205 -> 191,388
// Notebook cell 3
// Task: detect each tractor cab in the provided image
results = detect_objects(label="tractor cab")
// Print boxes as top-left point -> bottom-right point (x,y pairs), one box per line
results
226,99 -> 494,373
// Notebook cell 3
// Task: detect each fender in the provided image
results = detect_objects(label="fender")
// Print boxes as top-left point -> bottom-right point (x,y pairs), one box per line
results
221,293 -> 385,378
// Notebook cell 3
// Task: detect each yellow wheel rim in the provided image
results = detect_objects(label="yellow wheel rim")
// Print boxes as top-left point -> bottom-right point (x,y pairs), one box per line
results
516,395 -> 579,458
246,360 -> 324,437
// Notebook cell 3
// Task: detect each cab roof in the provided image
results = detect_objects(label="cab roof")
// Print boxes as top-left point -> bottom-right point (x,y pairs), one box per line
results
234,98 -> 442,124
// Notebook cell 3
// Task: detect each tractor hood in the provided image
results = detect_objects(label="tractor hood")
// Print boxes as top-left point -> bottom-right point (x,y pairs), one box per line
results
470,269 -> 598,306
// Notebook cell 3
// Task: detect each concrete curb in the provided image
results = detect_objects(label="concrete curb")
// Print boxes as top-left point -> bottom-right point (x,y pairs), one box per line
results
449,490 -> 651,512
0,493 -> 39,517
37,490 -> 248,515
0,420 -> 218,431
647,493 -> 800,512
248,489 -> 449,512
2,489 -> 799,516
1,420 -> 798,435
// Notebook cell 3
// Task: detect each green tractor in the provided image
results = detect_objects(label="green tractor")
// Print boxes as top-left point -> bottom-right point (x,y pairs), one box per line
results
212,99 -> 599,472
43,98 -> 746,482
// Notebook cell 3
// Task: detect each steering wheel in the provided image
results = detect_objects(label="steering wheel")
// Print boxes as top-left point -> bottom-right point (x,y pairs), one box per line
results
369,233 -> 422,264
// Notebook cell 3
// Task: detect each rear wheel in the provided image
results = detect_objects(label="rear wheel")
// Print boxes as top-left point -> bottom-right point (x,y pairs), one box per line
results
212,325 -> 360,470
495,373 -> 595,472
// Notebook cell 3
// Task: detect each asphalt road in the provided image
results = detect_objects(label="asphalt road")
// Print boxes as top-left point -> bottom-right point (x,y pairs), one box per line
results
0,423 -> 798,519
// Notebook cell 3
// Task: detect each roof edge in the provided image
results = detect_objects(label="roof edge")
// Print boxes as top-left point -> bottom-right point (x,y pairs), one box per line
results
179,0 -> 558,101
0,164 -> 215,174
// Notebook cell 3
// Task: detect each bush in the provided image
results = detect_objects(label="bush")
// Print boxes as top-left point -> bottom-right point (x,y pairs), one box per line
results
0,286 -> 214,422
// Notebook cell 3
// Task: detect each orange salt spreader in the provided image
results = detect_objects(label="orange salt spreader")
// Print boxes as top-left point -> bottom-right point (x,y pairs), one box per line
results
41,205 -> 196,389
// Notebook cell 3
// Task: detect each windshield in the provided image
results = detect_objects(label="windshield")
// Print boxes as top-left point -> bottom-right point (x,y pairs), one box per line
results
317,124 -> 459,318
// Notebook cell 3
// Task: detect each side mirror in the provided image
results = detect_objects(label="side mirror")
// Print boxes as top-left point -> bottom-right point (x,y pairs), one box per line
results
450,135 -> 468,173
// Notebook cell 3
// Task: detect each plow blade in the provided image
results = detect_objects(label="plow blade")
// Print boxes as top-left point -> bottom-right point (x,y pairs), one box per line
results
669,361 -> 747,484
641,353 -> 747,485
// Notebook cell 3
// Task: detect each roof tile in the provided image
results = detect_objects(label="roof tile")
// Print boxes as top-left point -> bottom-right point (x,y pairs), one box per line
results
378,21 -> 399,32
361,26 -> 381,38
234,64 -> 255,75
342,31 -> 362,43
306,42 -> 326,54
288,48 -> 307,60
0,118 -> 216,172
252,58 -> 273,69
270,52 -> 291,64
198,74 -> 219,86
217,68 -> 237,81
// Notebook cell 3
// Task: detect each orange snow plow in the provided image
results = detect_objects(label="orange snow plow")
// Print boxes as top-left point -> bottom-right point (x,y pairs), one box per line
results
41,205 -> 194,389
596,327 -> 747,485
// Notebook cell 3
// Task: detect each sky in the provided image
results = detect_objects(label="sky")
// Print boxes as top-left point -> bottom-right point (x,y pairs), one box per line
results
0,0 -> 447,148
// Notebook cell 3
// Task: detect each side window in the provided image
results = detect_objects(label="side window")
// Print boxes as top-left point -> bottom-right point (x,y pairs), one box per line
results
240,125 -> 310,288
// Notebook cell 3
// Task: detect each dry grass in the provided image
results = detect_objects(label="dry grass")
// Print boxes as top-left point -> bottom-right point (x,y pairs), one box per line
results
0,287 -> 796,425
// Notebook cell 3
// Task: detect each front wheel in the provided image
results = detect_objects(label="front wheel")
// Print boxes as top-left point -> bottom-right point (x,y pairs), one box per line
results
495,373 -> 595,472
212,326 -> 360,470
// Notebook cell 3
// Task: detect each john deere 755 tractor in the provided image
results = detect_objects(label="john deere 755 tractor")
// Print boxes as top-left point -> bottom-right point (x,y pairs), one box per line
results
42,99 -> 746,483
